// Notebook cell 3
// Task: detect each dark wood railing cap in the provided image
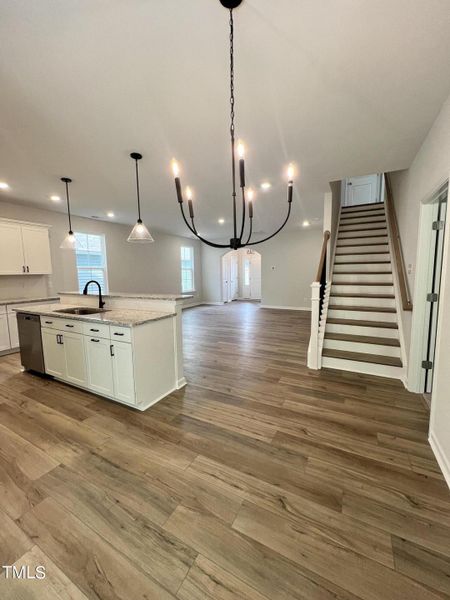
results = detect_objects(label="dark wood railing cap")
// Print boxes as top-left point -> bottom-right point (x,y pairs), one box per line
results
315,230 -> 331,282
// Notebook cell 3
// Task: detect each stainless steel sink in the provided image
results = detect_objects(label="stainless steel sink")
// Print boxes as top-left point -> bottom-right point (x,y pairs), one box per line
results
55,307 -> 109,315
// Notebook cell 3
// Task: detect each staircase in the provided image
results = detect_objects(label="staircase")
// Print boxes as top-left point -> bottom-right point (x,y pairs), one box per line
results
321,201 -> 404,379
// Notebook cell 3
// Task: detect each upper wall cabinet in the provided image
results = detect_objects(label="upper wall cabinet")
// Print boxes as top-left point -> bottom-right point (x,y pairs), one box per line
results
0,220 -> 52,275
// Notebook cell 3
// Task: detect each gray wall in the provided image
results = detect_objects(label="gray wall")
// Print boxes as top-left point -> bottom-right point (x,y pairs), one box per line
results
0,200 -> 202,305
201,228 -> 322,308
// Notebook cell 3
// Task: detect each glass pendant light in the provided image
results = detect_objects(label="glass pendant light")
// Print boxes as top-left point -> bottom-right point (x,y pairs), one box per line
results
127,152 -> 154,243
60,177 -> 77,249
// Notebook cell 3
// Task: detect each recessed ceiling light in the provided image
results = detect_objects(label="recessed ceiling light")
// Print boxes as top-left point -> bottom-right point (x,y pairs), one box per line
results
0,182 -> 10,190
260,182 -> 271,190
302,220 -> 310,227
218,218 -> 225,224
50,195 -> 61,202
107,211 -> 115,218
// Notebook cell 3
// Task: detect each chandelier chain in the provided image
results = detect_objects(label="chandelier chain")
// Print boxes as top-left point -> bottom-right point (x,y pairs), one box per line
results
229,9 -> 235,140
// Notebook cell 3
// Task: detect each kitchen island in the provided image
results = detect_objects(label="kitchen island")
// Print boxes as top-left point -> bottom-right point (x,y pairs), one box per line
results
15,291 -> 192,411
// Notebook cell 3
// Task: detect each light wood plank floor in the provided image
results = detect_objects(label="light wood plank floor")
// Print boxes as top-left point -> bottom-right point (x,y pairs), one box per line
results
0,301 -> 450,599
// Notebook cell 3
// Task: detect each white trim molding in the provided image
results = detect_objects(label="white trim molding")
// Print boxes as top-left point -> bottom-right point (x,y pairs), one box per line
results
429,430 -> 450,490
260,304 -> 311,311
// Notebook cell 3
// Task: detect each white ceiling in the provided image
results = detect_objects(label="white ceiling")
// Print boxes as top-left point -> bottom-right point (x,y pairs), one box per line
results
1,0 -> 450,240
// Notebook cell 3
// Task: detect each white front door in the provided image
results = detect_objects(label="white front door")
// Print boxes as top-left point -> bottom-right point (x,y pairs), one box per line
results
344,175 -> 380,206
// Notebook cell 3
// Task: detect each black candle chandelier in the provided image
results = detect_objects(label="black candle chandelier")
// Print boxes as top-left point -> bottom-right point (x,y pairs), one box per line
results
171,0 -> 295,250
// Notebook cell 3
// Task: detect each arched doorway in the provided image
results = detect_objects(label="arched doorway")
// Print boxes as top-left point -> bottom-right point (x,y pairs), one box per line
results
221,249 -> 261,303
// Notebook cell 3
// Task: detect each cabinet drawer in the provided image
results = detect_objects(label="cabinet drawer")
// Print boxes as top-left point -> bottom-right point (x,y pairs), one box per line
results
40,316 -> 64,329
82,322 -> 110,339
41,317 -> 83,333
59,319 -> 83,334
110,325 -> 131,343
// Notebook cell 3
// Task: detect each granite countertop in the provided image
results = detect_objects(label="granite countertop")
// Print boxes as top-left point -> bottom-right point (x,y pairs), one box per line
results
59,291 -> 193,301
12,303 -> 175,327
0,296 -> 59,306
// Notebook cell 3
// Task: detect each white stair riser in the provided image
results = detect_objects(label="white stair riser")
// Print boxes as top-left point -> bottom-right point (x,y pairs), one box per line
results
340,214 -> 385,225
328,308 -> 397,322
339,229 -> 387,239
332,284 -> 394,294
334,254 -> 390,263
340,209 -> 385,220
333,263 -> 392,274
323,338 -> 401,358
340,217 -> 387,228
336,244 -> 389,254
330,296 -> 396,308
337,236 -> 388,245
332,274 -> 393,284
341,203 -> 384,214
326,323 -> 399,338
322,356 -> 403,379
339,219 -> 386,235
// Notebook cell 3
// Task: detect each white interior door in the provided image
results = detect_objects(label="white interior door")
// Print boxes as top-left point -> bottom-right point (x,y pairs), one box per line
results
230,253 -> 238,300
250,253 -> 262,300
222,253 -> 231,303
344,175 -> 380,206
241,252 -> 261,300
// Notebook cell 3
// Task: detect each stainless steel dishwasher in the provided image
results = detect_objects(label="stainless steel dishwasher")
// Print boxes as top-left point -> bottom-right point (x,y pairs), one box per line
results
17,312 -> 46,374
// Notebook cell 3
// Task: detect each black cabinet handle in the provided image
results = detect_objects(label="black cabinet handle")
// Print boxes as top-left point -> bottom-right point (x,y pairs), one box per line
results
90,338 -> 100,342
90,328 -> 99,332
110,344 -> 114,356
45,321 -> 53,324
25,316 -> 31,321
65,324 -> 74,328
113,332 -> 124,336
26,266 -> 29,273
22,266 -> 26,273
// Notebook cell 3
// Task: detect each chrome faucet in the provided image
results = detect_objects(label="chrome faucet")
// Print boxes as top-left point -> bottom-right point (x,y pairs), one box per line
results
82,280 -> 105,309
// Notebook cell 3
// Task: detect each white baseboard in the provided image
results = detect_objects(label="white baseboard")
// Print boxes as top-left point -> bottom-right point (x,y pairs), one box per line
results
429,430 -> 450,491
182,301 -> 203,310
260,304 -> 311,311
202,301 -> 225,306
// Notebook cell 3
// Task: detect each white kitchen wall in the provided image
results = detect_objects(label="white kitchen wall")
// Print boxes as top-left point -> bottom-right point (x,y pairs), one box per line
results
389,92 -> 450,486
0,200 -> 202,305
201,228 -> 322,308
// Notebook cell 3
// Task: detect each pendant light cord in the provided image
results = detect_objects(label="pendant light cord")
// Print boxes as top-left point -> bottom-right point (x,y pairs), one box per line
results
229,8 -> 237,240
135,158 -> 142,222
65,180 -> 73,233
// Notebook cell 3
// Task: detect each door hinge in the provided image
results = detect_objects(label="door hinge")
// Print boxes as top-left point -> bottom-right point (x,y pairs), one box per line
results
432,220 -> 444,230
427,292 -> 439,302
422,360 -> 433,370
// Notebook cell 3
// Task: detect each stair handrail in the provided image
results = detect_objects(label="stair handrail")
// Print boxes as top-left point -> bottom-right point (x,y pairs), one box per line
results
307,230 -> 330,369
384,174 -> 413,311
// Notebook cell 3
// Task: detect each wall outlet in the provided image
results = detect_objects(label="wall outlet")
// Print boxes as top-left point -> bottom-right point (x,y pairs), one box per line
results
407,263 -> 414,275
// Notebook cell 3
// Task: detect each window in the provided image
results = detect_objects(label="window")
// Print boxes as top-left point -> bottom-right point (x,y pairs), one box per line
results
74,233 -> 108,293
181,246 -> 195,293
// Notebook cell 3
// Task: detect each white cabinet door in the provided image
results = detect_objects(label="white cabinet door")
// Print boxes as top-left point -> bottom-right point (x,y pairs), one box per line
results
21,226 -> 52,274
84,336 -> 114,396
112,341 -> 135,404
0,315 -> 10,351
63,331 -> 87,387
42,328 -> 65,378
7,313 -> 19,348
0,222 -> 25,274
